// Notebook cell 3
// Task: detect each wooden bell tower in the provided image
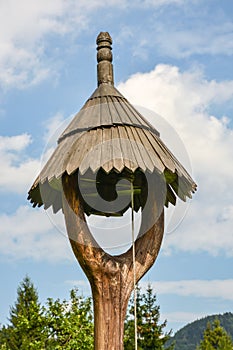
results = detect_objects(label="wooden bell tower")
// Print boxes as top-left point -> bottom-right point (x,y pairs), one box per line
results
28,32 -> 196,349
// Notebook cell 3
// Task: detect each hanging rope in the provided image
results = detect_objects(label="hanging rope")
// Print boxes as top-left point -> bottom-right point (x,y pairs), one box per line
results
131,181 -> 138,350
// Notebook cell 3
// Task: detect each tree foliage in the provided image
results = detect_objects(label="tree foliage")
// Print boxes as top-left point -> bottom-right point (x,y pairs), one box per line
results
45,288 -> 93,349
0,276 -> 47,350
0,276 -> 93,350
124,284 -> 174,349
196,319 -> 233,350
3,277 -> 233,350
0,277 -> 174,349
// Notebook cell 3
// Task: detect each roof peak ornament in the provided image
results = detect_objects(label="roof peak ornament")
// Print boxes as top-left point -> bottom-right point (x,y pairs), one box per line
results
96,32 -> 114,86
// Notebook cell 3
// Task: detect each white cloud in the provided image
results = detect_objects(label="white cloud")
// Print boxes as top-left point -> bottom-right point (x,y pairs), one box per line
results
153,22 -> 233,58
140,280 -> 233,301
118,64 -> 233,256
0,132 -> 74,263
161,310 -> 215,333
65,277 -> 233,301
0,0 -> 204,89
0,129 -> 73,262
0,115 -> 75,262
0,205 -> 70,262
0,0 -> 231,90
0,134 -> 40,193
0,0 -> 129,89
0,0 -> 87,89
163,311 -> 209,324
115,4 -> 233,60
0,112 -> 72,194
0,133 -> 31,152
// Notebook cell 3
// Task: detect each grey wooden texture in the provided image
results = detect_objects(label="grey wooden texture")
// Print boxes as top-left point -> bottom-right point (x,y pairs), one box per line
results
58,84 -> 159,144
28,83 -> 197,212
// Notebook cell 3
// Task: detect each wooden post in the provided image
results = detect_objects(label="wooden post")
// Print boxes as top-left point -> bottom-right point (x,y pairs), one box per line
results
27,30 -> 197,350
62,173 -> 164,350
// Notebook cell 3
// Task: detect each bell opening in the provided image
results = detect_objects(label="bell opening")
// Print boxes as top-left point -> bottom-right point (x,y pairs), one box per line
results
77,167 -> 148,217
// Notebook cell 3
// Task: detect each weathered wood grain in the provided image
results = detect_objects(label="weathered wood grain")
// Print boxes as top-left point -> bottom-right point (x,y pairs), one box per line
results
62,173 -> 164,350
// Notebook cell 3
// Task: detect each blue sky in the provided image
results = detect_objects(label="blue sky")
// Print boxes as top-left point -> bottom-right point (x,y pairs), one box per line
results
0,0 -> 233,333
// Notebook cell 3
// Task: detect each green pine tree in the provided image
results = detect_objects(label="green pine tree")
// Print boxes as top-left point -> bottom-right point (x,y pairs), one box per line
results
124,284 -> 174,350
196,319 -> 233,350
0,276 -> 47,350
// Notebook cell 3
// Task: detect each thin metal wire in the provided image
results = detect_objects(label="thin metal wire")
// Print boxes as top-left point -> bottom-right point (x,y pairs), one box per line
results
131,181 -> 138,350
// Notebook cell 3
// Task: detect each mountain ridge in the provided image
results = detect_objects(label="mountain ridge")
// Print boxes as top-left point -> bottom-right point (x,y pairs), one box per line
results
166,312 -> 233,350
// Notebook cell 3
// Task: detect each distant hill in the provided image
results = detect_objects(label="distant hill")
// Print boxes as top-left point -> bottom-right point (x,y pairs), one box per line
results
166,312 -> 233,350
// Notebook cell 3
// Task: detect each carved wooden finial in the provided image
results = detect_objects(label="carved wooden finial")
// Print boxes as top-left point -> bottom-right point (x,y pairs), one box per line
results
96,32 -> 114,86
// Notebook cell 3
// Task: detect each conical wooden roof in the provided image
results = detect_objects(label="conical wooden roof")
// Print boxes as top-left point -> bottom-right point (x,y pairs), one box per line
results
28,32 -> 197,214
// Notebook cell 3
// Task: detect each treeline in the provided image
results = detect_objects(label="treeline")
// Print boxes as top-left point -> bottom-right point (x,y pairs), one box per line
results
1,277 -> 233,349
170,312 -> 233,350
0,276 -> 174,349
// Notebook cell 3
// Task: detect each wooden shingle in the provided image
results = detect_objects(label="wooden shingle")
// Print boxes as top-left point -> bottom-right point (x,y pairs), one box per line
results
28,32 -> 196,216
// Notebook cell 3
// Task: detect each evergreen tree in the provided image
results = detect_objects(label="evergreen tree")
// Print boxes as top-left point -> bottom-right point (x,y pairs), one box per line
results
0,276 -> 94,349
0,276 -> 47,349
124,284 -> 174,350
196,319 -> 233,350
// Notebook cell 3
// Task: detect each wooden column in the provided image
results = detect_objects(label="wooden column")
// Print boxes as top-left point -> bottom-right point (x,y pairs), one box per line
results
62,173 -> 164,350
